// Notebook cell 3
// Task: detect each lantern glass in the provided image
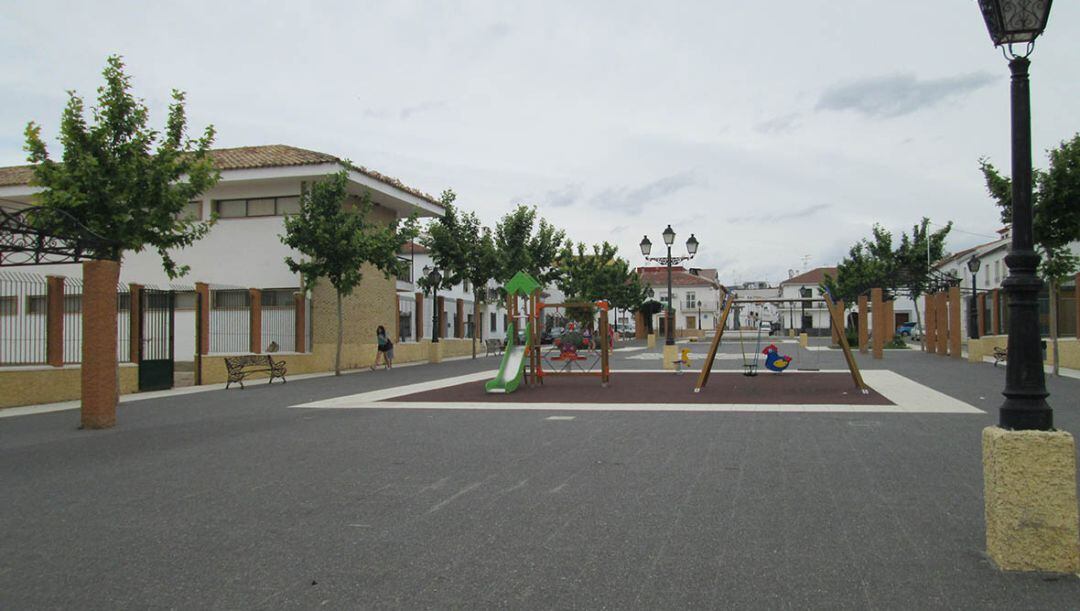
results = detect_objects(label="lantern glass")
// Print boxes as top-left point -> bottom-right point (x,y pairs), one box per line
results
978,0 -> 1053,46
662,225 -> 676,246
639,235 -> 652,257
967,256 -> 982,274
686,233 -> 699,256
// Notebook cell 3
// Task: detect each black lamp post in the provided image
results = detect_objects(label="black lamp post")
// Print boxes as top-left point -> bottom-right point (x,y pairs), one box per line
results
697,300 -> 702,333
423,265 -> 442,343
641,227 -> 699,346
968,255 -> 982,340
978,0 -> 1053,430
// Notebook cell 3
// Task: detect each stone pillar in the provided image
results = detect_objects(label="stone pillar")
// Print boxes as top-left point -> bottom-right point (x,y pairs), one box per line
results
977,292 -> 986,338
437,296 -> 446,340
858,295 -> 868,353
871,288 -> 883,359
415,291 -> 424,341
294,292 -> 306,353
195,282 -> 210,355
129,283 -> 142,362
949,286 -> 962,359
925,293 -> 937,353
46,275 -> 64,367
992,289 -> 1001,335
936,292 -> 949,356
249,288 -> 262,353
455,298 -> 464,339
81,260 -> 119,429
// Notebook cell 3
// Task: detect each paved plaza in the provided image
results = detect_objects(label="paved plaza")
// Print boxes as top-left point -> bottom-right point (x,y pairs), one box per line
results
2,338 -> 1079,608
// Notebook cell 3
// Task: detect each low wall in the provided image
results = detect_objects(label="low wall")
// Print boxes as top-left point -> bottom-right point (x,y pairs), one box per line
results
0,363 -> 139,409
197,338 -> 480,385
968,335 -> 1080,369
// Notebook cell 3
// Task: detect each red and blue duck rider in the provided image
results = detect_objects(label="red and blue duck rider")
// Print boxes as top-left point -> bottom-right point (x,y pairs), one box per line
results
761,343 -> 792,373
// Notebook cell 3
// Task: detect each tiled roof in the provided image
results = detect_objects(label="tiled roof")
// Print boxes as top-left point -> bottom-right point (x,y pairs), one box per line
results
780,267 -> 838,286
0,144 -> 441,207
636,266 -> 720,289
398,241 -> 429,255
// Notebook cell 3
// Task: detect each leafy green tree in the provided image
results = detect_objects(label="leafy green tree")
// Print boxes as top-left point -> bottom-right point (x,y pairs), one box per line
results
23,54 -> 219,278
555,241 -> 644,335
281,169 -> 418,375
494,205 -> 566,286
980,134 -> 1080,375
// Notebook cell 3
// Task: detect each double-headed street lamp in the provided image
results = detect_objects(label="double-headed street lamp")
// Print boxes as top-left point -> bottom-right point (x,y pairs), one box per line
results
967,255 -> 982,340
423,265 -> 442,343
977,0 -> 1053,430
640,226 -> 699,346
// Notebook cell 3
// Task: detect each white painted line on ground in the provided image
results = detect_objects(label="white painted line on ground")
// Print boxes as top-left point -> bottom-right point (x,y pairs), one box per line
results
545,416 -> 576,420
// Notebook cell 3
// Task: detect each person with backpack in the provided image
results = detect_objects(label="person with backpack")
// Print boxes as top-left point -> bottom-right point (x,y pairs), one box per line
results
372,325 -> 393,370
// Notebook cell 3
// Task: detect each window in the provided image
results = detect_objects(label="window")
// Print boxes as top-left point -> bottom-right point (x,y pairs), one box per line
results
63,295 -> 81,314
213,290 -> 250,309
0,295 -> 16,316
260,288 -> 295,308
985,263 -> 990,285
213,195 -> 302,218
26,295 -> 46,315
178,201 -> 201,221
462,279 -> 471,293
490,312 -> 497,332
503,314 -> 508,330
118,293 -> 131,311
175,291 -> 197,310
146,293 -> 173,310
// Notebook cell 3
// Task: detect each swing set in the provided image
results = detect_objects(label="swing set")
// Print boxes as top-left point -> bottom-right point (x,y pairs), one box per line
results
694,290 -> 868,393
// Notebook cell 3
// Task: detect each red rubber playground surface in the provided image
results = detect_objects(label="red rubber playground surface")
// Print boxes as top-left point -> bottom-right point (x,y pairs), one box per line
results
389,372 -> 892,405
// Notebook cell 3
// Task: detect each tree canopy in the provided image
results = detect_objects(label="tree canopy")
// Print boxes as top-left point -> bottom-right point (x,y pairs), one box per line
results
494,205 -> 566,286
23,55 -> 219,278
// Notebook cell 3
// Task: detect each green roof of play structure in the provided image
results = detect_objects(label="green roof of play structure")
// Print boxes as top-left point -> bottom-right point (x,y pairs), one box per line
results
505,271 -> 540,296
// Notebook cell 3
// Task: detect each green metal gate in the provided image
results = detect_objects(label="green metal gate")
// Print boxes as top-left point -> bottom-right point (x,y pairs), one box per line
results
138,288 -> 174,391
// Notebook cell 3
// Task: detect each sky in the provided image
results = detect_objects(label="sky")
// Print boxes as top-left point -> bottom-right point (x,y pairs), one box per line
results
2,1 -> 1078,286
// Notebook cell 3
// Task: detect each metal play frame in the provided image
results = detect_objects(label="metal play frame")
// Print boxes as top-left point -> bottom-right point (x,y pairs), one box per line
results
694,291 -> 867,393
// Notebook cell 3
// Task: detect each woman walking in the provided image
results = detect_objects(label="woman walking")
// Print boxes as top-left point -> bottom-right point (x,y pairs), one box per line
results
372,325 -> 393,370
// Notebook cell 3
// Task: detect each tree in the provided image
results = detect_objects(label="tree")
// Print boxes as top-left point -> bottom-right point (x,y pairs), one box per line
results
281,169 -> 418,375
980,134 -> 1080,375
555,241 -> 644,334
494,205 -> 566,286
421,190 -> 499,358
23,54 -> 219,277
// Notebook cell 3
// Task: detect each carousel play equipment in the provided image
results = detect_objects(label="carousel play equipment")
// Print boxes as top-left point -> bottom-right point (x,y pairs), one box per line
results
694,290 -> 868,394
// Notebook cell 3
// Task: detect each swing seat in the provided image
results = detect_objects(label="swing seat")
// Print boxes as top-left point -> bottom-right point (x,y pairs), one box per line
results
742,364 -> 758,377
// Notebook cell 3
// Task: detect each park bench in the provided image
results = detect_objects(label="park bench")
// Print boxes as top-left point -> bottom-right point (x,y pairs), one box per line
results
224,354 -> 287,389
992,347 -> 1007,367
485,338 -> 505,356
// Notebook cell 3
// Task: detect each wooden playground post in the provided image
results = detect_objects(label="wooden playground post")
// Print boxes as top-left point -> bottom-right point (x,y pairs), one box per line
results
936,291 -> 949,355
871,288 -> 884,359
694,295 -> 734,392
823,292 -> 869,392
599,302 -> 610,386
925,292 -> 937,353
858,295 -> 869,354
883,298 -> 894,344
948,286 -> 962,359
991,288 -> 1001,335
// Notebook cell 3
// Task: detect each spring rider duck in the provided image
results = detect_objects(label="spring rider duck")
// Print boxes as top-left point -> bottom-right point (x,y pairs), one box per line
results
761,343 -> 792,373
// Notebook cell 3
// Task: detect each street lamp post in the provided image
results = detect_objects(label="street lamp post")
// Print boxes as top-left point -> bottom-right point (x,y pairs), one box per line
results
968,256 -> 982,340
640,227 -> 699,346
423,265 -> 442,343
697,300 -> 702,334
978,0 -> 1054,431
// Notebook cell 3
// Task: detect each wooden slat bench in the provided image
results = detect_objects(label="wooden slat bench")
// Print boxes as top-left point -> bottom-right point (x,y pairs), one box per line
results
224,354 -> 287,389
992,347 -> 1007,367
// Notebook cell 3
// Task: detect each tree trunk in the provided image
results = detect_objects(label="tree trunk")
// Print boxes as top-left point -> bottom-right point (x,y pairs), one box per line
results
1050,280 -> 1059,377
335,290 -> 343,376
913,294 -> 925,352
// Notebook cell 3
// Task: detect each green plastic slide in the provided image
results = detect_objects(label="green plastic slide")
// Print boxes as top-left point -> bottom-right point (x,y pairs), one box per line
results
485,321 -> 531,394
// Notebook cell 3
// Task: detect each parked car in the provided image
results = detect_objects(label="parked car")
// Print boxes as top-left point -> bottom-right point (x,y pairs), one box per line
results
759,321 -> 777,336
897,322 -> 923,339
541,326 -> 565,344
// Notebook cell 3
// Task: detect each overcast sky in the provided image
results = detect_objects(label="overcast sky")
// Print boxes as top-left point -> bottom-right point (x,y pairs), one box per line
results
2,1 -> 1078,285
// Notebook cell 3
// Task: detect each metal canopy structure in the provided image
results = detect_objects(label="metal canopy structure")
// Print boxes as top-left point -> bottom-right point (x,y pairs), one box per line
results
0,205 -> 115,267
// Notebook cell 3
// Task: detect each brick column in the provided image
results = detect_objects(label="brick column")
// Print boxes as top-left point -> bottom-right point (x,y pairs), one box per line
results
948,285 -> 961,359
81,260 -> 119,429
991,289 -> 1001,335
871,288 -> 883,359
455,298 -> 464,339
1075,274 -> 1080,340
436,296 -> 446,339
936,292 -> 949,355
415,292 -> 424,341
474,300 -> 483,341
128,284 -> 142,362
249,288 -> 262,353
46,275 -> 64,366
883,299 -> 894,343
858,295 -> 868,353
294,292 -> 306,353
636,311 -> 646,339
925,293 -> 937,353
977,292 -> 986,338
195,282 -> 210,355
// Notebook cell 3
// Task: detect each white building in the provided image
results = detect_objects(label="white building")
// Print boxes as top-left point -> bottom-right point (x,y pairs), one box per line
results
635,266 -> 723,336
728,281 -> 780,330
777,267 -> 838,335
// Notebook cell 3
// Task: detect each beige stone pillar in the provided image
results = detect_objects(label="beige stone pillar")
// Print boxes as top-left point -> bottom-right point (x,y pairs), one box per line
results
249,288 -> 262,353
415,291 -> 424,341
858,295 -> 868,353
871,288 -> 883,359
46,275 -> 64,366
992,289 -> 1001,335
455,298 -> 464,339
195,282 -> 210,355
949,286 -> 962,359
925,293 -> 937,353
129,283 -> 142,362
81,260 -> 119,429
294,292 -> 306,353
